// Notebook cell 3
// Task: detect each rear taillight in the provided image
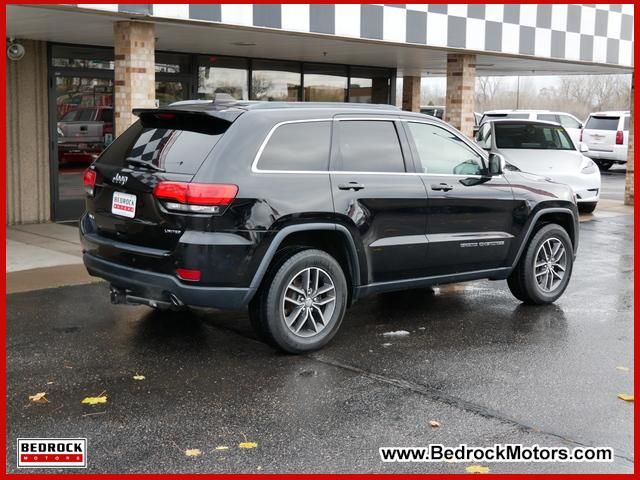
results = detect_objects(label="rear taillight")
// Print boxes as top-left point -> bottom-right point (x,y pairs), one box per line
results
153,182 -> 238,214
83,168 -> 97,196
176,268 -> 201,282
616,130 -> 624,145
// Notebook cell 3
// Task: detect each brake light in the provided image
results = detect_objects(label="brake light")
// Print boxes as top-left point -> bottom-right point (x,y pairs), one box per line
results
153,182 -> 238,214
176,268 -> 201,282
155,113 -> 176,120
616,130 -> 624,145
83,168 -> 97,196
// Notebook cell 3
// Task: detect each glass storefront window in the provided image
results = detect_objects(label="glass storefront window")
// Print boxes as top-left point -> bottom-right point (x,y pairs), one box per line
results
156,52 -> 191,74
349,67 -> 391,104
51,45 -> 114,70
55,76 -> 114,202
198,56 -> 248,101
303,64 -> 348,102
251,60 -> 301,101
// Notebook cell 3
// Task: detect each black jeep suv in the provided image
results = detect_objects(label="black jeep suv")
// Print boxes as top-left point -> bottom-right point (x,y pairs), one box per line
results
81,101 -> 579,353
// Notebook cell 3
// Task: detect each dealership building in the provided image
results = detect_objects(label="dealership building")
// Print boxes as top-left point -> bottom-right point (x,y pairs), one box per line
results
6,4 -> 634,224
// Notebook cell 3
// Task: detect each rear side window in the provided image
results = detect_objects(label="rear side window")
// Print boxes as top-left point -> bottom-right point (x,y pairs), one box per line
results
98,115 -> 228,174
336,120 -> 405,172
585,116 -> 619,130
624,116 -> 630,130
537,114 -> 559,123
257,121 -> 331,171
559,115 -> 581,129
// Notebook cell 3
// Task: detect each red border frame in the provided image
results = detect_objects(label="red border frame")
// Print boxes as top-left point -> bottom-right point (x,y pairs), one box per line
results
1,1 -> 637,478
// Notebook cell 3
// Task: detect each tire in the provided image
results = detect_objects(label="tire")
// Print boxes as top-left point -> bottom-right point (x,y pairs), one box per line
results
578,202 -> 597,214
596,160 -> 613,171
507,224 -> 573,305
249,249 -> 348,354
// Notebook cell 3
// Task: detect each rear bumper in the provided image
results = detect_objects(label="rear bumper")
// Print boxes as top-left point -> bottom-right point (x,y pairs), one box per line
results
83,253 -> 253,310
584,145 -> 627,162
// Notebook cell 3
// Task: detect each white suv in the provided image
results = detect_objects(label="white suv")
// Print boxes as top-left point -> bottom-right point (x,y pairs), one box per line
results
479,110 -> 584,146
581,111 -> 630,171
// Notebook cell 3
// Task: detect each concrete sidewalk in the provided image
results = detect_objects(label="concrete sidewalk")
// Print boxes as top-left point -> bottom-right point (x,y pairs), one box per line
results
6,223 -> 100,294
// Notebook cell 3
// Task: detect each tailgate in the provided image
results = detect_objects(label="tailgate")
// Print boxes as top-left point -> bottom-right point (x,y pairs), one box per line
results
85,109 -> 234,252
583,116 -> 619,151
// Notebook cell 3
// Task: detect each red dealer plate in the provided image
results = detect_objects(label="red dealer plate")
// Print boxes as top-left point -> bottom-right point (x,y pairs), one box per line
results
111,191 -> 137,218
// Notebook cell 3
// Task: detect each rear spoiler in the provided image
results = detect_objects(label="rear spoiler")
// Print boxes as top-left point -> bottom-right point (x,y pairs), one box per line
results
132,108 -> 242,135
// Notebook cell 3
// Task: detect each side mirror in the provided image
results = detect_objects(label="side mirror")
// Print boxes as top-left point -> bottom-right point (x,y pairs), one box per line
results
579,142 -> 589,153
488,153 -> 505,175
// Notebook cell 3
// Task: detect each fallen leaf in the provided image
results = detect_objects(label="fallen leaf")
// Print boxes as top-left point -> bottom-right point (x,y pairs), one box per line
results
132,374 -> 146,381
29,392 -> 49,404
81,395 -> 107,405
382,330 -> 410,337
429,420 -> 441,428
466,465 -> 490,474
214,446 -> 229,451
616,366 -> 630,372
239,442 -> 258,449
185,449 -> 202,457
617,394 -> 634,402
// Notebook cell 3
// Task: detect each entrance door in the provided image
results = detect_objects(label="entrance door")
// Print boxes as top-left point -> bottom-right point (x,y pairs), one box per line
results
51,73 -> 114,220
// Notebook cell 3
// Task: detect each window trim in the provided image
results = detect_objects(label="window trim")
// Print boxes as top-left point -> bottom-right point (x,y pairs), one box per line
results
332,118 -> 409,174
253,116 -> 494,177
252,119 -> 334,173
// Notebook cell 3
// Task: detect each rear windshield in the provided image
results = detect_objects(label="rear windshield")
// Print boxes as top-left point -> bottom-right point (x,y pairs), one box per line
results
97,115 -> 228,174
494,123 -> 574,150
585,116 -> 619,131
62,109 -> 96,122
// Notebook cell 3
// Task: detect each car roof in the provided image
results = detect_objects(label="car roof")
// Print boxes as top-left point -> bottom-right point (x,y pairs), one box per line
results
482,109 -> 576,115
485,118 -> 563,126
588,110 -> 630,116
136,100 -> 446,124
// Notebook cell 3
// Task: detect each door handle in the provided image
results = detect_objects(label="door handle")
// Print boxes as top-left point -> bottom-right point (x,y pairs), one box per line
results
431,183 -> 454,192
338,182 -> 365,191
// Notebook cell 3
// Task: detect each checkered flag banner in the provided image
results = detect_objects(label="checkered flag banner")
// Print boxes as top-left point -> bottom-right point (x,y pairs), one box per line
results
77,4 -> 634,67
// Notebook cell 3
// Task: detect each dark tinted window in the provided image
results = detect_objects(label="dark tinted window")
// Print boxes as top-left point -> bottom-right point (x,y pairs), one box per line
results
98,119 -> 226,174
494,123 -> 574,150
258,121 -> 331,171
624,116 -> 630,130
100,109 -> 113,123
337,121 -> 405,172
585,116 -> 620,130
408,122 -> 484,175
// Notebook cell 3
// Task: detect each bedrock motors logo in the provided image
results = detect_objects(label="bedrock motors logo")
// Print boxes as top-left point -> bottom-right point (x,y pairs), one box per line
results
17,438 -> 87,468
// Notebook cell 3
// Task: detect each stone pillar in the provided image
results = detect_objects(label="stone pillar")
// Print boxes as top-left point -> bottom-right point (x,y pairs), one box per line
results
114,21 -> 156,137
402,76 -> 421,112
445,54 -> 476,137
6,40 -> 50,224
624,78 -> 634,206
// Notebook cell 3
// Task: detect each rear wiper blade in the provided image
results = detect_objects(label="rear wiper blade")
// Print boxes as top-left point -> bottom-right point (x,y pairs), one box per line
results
126,158 -> 165,172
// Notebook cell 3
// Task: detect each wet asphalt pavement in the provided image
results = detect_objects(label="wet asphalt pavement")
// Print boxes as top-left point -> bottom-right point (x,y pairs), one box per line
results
7,211 -> 634,473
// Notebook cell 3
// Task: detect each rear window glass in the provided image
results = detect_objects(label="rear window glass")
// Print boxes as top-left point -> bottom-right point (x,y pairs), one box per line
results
258,121 -> 331,171
98,117 -> 227,174
585,116 -> 619,131
336,120 -> 405,172
62,109 -> 95,122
